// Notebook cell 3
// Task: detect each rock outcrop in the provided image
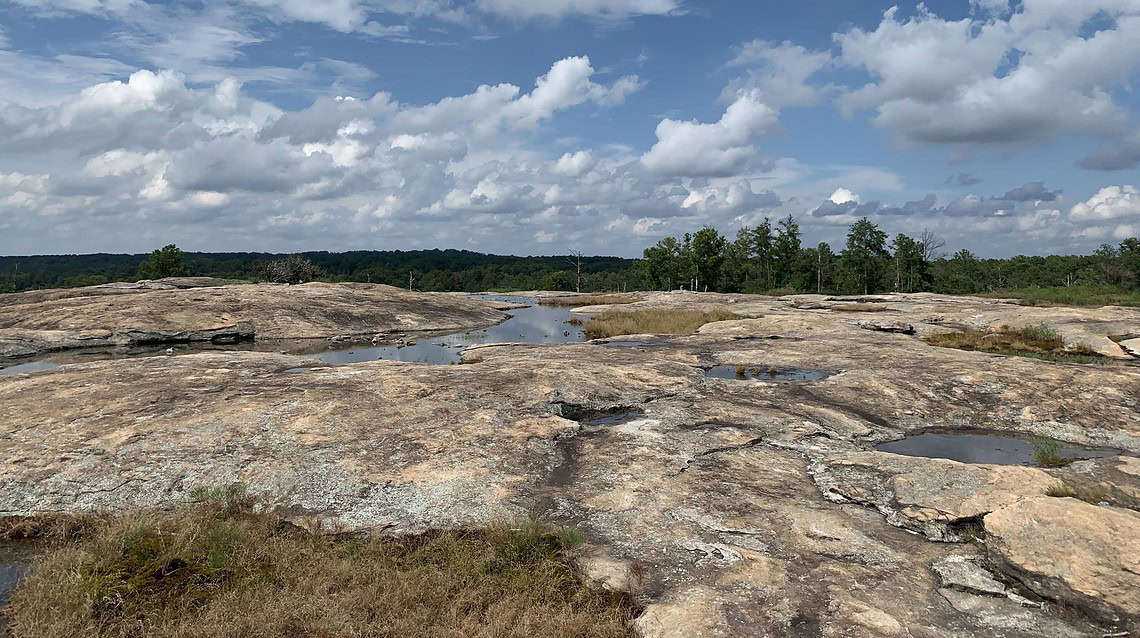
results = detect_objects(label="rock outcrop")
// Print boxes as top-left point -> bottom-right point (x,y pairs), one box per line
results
0,281 -> 506,360
2,288 -> 1139,636
985,497 -> 1140,630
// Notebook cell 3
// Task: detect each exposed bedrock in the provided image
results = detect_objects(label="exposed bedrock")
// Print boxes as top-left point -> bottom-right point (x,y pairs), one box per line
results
2,288 -> 1140,636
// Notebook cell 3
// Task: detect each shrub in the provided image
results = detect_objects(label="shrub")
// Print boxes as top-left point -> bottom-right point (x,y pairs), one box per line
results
137,244 -> 190,280
1032,439 -> 1071,468
261,255 -> 324,284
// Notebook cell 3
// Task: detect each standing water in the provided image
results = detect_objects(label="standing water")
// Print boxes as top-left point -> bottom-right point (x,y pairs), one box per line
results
307,296 -> 586,365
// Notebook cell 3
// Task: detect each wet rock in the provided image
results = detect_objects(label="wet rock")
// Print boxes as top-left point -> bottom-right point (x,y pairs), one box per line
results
984,497 -> 1140,630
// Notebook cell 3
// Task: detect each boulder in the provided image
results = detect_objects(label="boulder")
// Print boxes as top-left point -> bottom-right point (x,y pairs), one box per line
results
984,497 -> 1140,630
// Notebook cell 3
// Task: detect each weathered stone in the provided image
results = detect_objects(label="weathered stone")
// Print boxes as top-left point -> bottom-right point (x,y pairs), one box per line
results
984,497 -> 1140,630
1120,338 -> 1140,358
3,287 -> 1140,636
933,555 -> 1008,596
814,452 -> 1060,539
854,319 -> 916,334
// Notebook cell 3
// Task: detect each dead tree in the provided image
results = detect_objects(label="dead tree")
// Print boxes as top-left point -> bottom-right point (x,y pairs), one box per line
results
566,249 -> 583,293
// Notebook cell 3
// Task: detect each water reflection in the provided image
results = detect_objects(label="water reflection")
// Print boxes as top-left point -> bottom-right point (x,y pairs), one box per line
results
875,432 -> 1121,466
308,296 -> 586,365
0,360 -> 62,376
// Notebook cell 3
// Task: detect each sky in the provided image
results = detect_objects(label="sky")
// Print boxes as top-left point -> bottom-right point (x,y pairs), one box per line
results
0,0 -> 1139,258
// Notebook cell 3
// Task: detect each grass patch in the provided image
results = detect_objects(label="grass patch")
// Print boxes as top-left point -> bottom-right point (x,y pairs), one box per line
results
923,324 -> 1112,365
1045,481 -> 1110,505
584,308 -> 742,339
831,303 -> 889,312
4,490 -> 638,638
539,295 -> 638,307
982,285 -> 1140,308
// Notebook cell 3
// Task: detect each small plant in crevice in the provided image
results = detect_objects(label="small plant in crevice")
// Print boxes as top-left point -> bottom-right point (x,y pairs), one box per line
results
1044,481 -> 1111,505
1032,439 -> 1072,468
556,526 -> 587,552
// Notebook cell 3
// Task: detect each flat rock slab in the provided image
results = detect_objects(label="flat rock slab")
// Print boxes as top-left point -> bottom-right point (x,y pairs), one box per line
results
0,282 -> 506,359
985,497 -> 1140,630
4,289 -> 1140,636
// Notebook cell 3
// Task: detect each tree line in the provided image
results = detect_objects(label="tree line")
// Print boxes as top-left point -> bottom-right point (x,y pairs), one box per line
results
2,219 -> 1139,296
639,216 -> 1140,296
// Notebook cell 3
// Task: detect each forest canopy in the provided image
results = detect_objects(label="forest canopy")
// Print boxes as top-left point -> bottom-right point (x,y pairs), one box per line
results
2,217 -> 1139,302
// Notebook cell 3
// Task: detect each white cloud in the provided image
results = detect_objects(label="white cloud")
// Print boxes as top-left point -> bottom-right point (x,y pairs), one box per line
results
836,4 -> 1140,146
641,92 -> 777,177
829,187 -> 859,204
552,151 -> 596,177
1070,185 -> 1140,222
724,40 -> 831,107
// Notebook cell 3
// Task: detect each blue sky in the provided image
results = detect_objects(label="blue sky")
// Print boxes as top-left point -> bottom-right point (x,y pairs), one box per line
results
0,0 -> 1138,258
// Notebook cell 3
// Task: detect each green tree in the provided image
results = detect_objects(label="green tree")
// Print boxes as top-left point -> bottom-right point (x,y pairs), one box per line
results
690,226 -> 728,291
751,218 -> 774,290
841,218 -> 889,295
813,241 -> 835,294
138,244 -> 190,279
1121,237 -> 1140,288
773,215 -> 802,289
641,236 -> 684,290
720,227 -> 755,293
890,233 -> 930,292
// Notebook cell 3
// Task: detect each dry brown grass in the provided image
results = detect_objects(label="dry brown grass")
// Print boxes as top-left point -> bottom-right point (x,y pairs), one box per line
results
4,488 -> 638,638
923,324 -> 1110,365
830,303 -> 889,312
584,308 -> 742,339
539,295 -> 637,307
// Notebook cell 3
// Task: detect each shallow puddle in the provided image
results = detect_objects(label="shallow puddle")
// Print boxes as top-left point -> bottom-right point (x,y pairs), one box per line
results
0,542 -> 38,620
706,365 -> 830,382
307,296 -> 585,366
875,431 -> 1122,466
0,360 -> 62,375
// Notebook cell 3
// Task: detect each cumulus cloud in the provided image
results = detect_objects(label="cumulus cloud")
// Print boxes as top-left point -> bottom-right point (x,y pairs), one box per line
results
836,3 -> 1140,146
1070,185 -> 1140,222
641,92 -> 777,177
723,40 -> 831,107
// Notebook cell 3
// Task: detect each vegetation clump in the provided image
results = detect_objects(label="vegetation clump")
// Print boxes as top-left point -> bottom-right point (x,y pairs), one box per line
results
1044,481 -> 1111,505
924,324 -> 1111,364
3,488 -> 638,638
1032,439 -> 1072,468
260,255 -> 324,284
137,244 -> 191,280
539,295 -> 637,307
583,308 -> 741,339
984,285 -> 1140,308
